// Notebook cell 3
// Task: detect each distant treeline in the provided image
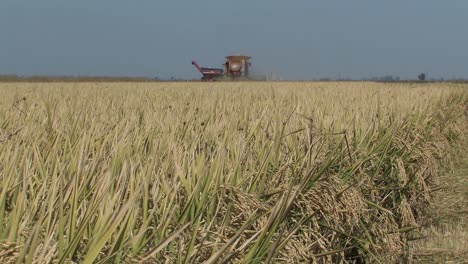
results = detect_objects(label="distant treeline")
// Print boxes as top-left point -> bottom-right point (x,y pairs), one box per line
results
0,75 -> 158,82
0,74 -> 467,83
314,79 -> 468,84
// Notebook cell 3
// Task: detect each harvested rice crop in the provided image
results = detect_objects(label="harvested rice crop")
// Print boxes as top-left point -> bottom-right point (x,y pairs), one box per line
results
0,82 -> 466,263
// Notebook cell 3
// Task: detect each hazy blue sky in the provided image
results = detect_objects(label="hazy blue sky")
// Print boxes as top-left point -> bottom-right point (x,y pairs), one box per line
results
1,1 -> 467,80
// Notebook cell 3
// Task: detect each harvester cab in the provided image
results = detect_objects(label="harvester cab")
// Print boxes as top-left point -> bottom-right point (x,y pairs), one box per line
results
224,55 -> 251,78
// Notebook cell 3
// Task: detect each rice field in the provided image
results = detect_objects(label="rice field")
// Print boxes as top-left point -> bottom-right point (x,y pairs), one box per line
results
0,82 -> 467,263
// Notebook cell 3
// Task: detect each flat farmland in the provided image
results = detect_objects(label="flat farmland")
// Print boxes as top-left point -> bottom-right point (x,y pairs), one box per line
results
0,82 -> 466,263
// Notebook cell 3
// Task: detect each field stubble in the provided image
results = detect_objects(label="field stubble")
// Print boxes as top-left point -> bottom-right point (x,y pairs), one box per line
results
0,82 -> 466,263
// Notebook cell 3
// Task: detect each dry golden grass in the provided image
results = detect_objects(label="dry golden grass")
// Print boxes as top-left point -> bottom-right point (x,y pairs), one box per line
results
411,137 -> 468,263
0,82 -> 466,263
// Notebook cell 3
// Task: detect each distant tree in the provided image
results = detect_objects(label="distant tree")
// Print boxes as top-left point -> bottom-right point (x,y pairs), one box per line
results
418,73 -> 426,81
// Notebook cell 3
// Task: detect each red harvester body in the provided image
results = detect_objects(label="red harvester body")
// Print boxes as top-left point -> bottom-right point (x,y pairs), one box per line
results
192,55 -> 252,81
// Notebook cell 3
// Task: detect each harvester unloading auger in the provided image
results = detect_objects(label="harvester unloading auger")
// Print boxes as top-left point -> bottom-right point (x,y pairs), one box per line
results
192,55 -> 251,81
191,61 -> 224,81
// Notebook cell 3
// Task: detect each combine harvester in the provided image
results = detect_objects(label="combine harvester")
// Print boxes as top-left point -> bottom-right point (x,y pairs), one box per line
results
192,55 -> 251,81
